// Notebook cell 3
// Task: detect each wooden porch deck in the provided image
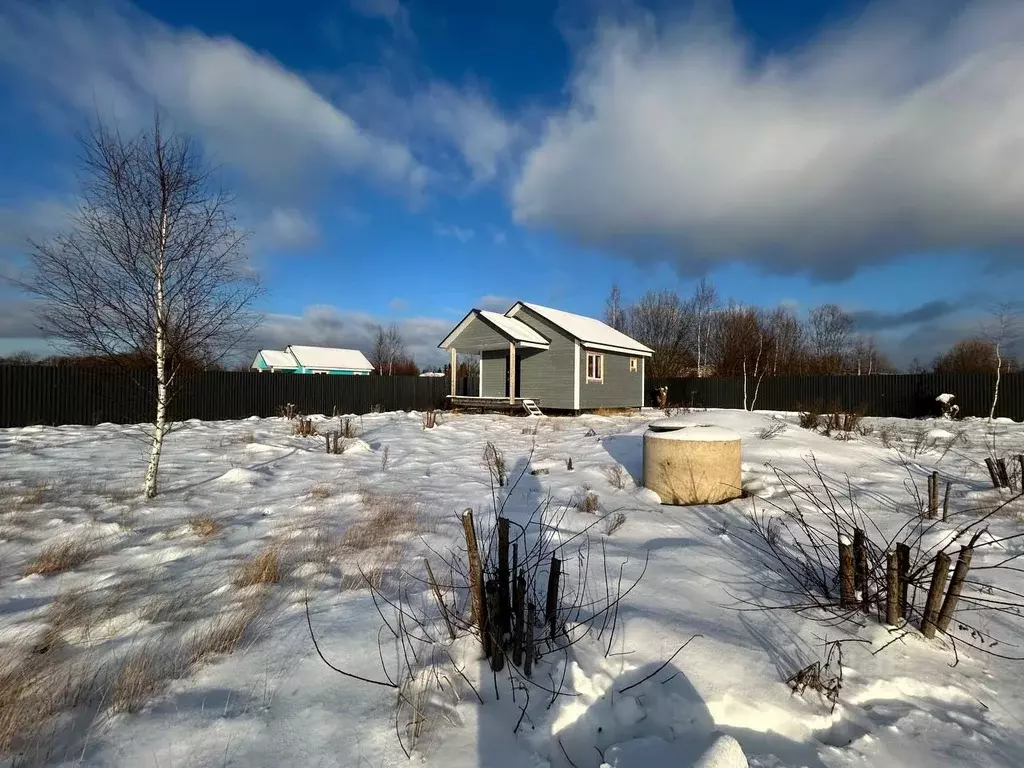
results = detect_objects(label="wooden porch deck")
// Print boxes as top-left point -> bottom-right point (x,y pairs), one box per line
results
446,395 -> 537,414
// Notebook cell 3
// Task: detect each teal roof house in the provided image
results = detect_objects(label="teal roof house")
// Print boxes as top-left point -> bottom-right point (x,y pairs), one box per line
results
251,345 -> 374,375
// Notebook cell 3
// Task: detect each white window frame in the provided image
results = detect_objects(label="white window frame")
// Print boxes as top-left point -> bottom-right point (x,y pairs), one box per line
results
586,352 -> 604,383
629,357 -> 638,372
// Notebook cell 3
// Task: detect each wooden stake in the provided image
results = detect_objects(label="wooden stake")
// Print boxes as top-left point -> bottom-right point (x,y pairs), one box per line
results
921,552 -> 951,639
936,542 -> 977,634
325,434 -> 331,453
853,528 -> 869,611
485,580 -> 505,671
997,458 -> 1011,489
928,472 -> 939,519
462,509 -> 489,656
897,543 -> 911,619
985,458 -> 1000,489
524,602 -> 535,677
886,551 -> 901,625
839,537 -> 857,608
425,559 -> 455,641
497,517 -> 510,634
512,571 -> 526,667
942,482 -> 952,522
332,431 -> 339,454
545,554 -> 561,640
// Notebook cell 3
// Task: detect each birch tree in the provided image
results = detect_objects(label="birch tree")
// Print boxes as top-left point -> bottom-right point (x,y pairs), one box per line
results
21,116 -> 261,498
983,302 -> 1021,421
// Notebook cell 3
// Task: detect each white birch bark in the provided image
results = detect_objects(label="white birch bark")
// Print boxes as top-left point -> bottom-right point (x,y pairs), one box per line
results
145,211 -> 168,499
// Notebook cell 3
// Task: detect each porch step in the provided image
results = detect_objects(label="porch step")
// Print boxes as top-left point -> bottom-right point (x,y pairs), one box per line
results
521,399 -> 544,417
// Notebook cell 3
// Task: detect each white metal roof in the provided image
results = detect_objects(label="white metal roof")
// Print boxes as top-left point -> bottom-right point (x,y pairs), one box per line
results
510,303 -> 654,356
478,311 -> 549,345
256,349 -> 299,368
285,345 -> 374,371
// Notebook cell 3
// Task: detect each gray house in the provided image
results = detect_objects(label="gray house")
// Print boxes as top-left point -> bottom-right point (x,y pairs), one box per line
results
439,301 -> 653,412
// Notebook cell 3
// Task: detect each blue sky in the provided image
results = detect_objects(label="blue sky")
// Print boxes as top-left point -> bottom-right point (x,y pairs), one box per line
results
0,0 -> 1021,366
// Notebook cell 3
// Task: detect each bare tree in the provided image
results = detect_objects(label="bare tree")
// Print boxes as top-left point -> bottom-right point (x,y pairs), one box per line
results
691,278 -> 718,376
765,306 -> 805,374
21,115 -> 261,498
627,290 -> 694,377
808,304 -> 852,373
603,283 -> 628,333
371,323 -> 407,376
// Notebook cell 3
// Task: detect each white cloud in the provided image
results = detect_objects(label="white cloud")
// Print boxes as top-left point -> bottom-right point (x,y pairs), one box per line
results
253,305 -> 451,366
0,1 -> 427,195
476,295 -> 516,312
252,208 -> 321,253
416,83 -> 518,183
513,4 -> 1024,278
433,221 -> 475,243
349,0 -> 413,39
388,297 -> 409,311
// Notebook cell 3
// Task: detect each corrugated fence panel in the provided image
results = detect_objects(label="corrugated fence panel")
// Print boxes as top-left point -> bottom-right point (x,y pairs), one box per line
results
648,373 -> 1024,420
0,366 -> 455,428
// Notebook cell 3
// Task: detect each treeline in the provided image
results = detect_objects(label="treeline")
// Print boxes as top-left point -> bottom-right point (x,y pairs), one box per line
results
604,281 -> 1019,378
603,280 -> 893,378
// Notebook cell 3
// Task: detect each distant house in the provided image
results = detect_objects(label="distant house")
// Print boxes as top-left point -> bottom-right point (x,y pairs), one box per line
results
251,345 -> 374,375
438,301 -> 653,411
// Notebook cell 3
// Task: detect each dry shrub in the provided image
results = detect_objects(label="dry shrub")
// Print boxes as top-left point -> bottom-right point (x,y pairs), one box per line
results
573,489 -> 600,514
604,464 -> 629,490
521,423 -> 539,436
188,515 -> 220,538
142,588 -> 203,624
307,484 -> 334,502
339,491 -> 418,589
35,589 -> 93,653
234,546 -> 281,587
340,417 -> 359,439
798,408 -> 821,431
824,410 -> 862,435
604,511 -> 627,536
24,538 -> 97,577
482,442 -> 507,487
380,445 -> 390,471
12,483 -> 50,509
757,420 -> 788,440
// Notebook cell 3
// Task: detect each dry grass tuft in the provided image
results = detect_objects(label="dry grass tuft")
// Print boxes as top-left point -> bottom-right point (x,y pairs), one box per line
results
307,484 -> 334,502
187,515 -> 220,538
0,656 -> 102,754
24,538 -> 97,577
757,419 -> 788,440
339,491 -> 419,589
187,600 -> 264,665
234,546 -> 281,587
110,646 -> 167,714
592,407 -> 635,416
573,489 -> 600,514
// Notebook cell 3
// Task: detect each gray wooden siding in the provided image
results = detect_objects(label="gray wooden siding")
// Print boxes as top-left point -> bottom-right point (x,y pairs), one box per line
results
580,350 -> 643,408
515,308 -> 576,409
451,315 -> 510,349
481,349 -> 508,397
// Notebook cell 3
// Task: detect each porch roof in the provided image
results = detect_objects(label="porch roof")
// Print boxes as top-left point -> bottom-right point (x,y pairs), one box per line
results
439,309 -> 550,351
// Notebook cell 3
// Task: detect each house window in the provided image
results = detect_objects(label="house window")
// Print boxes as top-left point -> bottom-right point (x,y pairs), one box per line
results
586,353 -> 604,382
629,358 -> 638,372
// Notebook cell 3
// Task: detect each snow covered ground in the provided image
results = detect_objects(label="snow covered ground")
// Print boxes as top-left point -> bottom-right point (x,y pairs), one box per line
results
2,408 -> 1024,767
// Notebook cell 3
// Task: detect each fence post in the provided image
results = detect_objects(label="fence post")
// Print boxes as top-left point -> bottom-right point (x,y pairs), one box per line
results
545,554 -> 561,640
886,551 -> 901,625
936,543 -> 977,634
921,552 -> 951,639
462,509 -> 489,657
839,536 -> 857,609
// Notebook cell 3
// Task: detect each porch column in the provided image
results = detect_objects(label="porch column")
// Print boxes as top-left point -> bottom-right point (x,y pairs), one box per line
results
508,342 -> 516,404
450,347 -> 457,396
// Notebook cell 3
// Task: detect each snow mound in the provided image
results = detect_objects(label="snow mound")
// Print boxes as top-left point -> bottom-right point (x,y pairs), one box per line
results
635,488 -> 663,505
344,438 -> 372,454
927,428 -> 954,440
244,442 -> 277,453
216,468 -> 268,485
936,393 -> 955,404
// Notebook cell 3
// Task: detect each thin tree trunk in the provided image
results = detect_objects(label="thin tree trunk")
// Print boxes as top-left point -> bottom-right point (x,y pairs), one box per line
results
990,344 -> 1002,420
145,211 -> 168,499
